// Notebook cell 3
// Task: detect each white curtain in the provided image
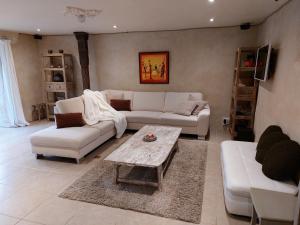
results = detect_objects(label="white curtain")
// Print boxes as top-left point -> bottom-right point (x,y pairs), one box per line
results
0,39 -> 28,127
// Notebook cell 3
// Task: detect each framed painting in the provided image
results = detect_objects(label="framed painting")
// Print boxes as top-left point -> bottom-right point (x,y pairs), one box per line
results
139,51 -> 169,84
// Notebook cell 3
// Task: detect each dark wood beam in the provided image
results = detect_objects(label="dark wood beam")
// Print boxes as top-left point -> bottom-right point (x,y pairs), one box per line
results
74,32 -> 90,90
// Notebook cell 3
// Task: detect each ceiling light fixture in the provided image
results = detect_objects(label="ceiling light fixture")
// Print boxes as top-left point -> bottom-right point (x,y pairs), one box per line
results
113,25 -> 118,29
208,0 -> 215,3
64,6 -> 102,23
210,18 -> 214,22
36,28 -> 41,32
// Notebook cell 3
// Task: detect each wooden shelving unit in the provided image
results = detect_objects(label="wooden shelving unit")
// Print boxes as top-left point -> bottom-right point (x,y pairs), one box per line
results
229,47 -> 259,139
42,53 -> 74,120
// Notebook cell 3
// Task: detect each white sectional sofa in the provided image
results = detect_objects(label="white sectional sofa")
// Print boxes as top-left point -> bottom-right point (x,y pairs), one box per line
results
221,140 -> 299,217
102,90 -> 210,139
30,90 -> 210,163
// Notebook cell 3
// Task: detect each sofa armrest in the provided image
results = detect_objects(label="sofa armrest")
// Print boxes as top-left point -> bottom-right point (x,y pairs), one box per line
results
196,104 -> 210,137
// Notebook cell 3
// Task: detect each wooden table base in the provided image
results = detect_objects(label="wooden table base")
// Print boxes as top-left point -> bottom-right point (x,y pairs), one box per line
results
113,141 -> 178,191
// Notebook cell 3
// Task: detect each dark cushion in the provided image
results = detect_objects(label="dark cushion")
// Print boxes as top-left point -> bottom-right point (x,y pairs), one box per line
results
110,99 -> 131,111
256,132 -> 290,163
262,140 -> 300,183
259,125 -> 283,141
55,113 -> 85,129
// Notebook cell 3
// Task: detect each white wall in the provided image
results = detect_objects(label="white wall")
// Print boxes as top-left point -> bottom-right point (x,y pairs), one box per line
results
254,0 -> 300,142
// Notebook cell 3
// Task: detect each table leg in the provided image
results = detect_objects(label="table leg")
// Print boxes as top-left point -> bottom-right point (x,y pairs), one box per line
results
157,165 -> 163,191
114,164 -> 120,184
251,206 -> 258,225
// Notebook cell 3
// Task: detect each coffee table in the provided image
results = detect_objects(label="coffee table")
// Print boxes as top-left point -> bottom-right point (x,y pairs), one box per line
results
105,125 -> 182,190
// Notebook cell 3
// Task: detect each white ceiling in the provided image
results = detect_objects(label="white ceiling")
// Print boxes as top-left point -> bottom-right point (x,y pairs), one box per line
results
0,0 -> 289,35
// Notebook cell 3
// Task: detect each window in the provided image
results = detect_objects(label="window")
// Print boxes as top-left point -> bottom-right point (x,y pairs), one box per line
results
0,39 -> 28,127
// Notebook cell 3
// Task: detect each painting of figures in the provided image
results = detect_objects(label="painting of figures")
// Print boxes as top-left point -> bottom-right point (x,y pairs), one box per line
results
139,52 -> 169,84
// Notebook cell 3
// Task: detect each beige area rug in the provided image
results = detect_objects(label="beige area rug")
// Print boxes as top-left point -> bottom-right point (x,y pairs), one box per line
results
59,138 -> 207,224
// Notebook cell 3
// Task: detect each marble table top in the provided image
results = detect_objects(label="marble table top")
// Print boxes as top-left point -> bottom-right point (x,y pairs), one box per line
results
105,125 -> 182,167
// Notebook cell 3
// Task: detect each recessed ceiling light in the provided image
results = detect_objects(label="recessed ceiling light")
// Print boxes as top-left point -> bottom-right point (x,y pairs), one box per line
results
208,0 -> 215,3
210,18 -> 214,22
113,25 -> 118,29
36,28 -> 41,32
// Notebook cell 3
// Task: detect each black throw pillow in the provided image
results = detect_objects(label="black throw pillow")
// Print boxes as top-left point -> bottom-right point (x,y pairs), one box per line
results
256,132 -> 290,163
262,140 -> 300,183
259,125 -> 283,142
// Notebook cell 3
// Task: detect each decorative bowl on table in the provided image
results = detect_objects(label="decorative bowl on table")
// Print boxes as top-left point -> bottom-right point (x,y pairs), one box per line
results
143,133 -> 157,142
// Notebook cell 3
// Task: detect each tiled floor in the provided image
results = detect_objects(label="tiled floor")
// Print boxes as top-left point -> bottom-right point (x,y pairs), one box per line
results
0,121 -> 250,225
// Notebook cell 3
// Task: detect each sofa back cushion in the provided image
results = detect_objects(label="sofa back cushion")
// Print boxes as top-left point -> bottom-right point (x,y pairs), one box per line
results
132,92 -> 165,112
104,90 -> 133,107
56,96 -> 84,114
164,92 -> 203,113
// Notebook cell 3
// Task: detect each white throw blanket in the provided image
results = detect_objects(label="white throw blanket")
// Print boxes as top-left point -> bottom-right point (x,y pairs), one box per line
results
83,90 -> 127,138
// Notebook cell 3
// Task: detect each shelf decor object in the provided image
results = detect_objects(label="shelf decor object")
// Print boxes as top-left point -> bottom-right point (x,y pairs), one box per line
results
42,53 -> 74,120
229,47 -> 259,140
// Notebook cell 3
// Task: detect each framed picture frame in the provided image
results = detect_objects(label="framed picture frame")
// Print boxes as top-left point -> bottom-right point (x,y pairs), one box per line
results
139,51 -> 169,84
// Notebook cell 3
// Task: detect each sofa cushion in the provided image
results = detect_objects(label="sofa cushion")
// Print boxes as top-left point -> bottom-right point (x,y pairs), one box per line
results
30,126 -> 100,150
256,132 -> 290,164
121,111 -> 162,124
164,92 -> 190,112
164,92 -> 204,113
132,92 -> 165,111
188,93 -> 204,101
106,92 -> 124,103
56,96 -> 84,114
172,101 -> 195,116
110,99 -> 131,111
89,121 -> 115,136
55,113 -> 85,129
191,101 -> 208,116
221,141 -> 298,200
160,113 -> 198,127
104,90 -> 133,104
262,140 -> 300,183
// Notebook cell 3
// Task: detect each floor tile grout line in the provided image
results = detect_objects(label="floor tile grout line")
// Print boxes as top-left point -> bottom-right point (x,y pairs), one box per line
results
17,193 -> 55,221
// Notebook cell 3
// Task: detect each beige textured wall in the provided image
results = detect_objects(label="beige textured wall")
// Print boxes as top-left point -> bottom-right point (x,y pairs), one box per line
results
254,0 -> 300,142
93,28 -> 258,123
10,34 -> 42,121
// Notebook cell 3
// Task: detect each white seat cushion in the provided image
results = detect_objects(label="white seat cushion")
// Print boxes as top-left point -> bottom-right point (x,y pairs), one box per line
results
160,113 -> 198,127
121,111 -> 162,124
221,140 -> 298,199
30,126 -> 100,150
88,121 -> 115,135
132,92 -> 165,111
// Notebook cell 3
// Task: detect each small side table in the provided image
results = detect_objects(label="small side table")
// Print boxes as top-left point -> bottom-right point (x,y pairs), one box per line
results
250,187 -> 298,225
